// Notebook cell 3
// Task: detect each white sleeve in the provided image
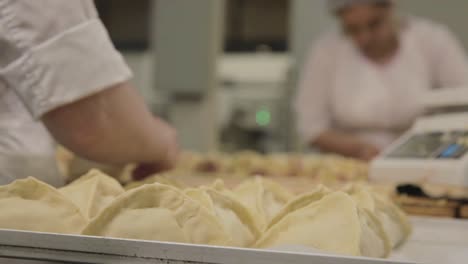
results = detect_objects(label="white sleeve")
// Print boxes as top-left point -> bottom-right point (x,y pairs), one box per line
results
294,37 -> 335,144
0,0 -> 132,119
425,24 -> 468,88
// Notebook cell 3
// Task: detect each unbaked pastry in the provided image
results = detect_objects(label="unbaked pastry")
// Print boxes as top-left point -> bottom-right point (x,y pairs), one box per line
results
265,154 -> 302,177
254,186 -> 391,258
233,177 -> 293,230
301,155 -> 368,183
82,183 -> 231,246
60,170 -> 125,219
184,186 -> 260,247
343,185 -> 411,248
0,177 -> 87,234
228,151 -> 268,176
124,174 -> 186,191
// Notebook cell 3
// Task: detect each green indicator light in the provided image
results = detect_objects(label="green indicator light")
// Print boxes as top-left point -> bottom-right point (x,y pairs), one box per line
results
256,108 -> 271,126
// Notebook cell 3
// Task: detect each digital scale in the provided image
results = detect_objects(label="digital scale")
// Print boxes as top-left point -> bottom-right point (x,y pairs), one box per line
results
371,88 -> 468,186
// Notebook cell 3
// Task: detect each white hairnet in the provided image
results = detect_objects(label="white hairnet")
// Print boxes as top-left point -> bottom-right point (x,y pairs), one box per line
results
328,0 -> 391,12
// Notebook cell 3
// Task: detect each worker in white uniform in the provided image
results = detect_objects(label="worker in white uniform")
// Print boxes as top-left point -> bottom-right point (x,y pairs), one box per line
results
0,0 -> 179,186
295,0 -> 468,161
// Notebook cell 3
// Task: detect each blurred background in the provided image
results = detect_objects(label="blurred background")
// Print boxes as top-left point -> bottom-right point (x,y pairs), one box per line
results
94,0 -> 468,154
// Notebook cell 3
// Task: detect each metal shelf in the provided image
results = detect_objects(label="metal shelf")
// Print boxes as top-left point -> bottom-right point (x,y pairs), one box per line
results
0,230 -> 410,264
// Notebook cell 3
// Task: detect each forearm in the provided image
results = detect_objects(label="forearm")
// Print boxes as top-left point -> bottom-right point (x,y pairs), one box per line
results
43,82 -> 173,165
312,130 -> 364,158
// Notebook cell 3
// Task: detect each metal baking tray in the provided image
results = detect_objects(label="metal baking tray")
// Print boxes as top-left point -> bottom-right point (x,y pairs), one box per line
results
0,217 -> 466,264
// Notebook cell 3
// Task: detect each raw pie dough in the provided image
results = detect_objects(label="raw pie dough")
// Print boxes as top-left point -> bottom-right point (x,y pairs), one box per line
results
60,170 -> 125,219
343,185 -> 412,248
0,164 -> 411,259
0,177 -> 87,234
124,174 -> 186,191
82,183 -> 231,246
233,177 -> 294,230
254,186 -> 391,258
184,186 -> 261,247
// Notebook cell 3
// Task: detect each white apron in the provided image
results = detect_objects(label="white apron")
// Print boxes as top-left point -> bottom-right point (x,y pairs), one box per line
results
331,26 -> 431,149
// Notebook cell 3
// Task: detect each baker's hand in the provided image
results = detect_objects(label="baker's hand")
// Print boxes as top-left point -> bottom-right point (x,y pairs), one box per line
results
132,119 -> 180,181
356,143 -> 380,162
157,118 -> 180,168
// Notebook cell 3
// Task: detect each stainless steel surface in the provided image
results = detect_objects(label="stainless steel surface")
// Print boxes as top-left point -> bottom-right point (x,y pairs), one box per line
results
392,217 -> 468,263
0,217 -> 465,264
0,229 -> 411,264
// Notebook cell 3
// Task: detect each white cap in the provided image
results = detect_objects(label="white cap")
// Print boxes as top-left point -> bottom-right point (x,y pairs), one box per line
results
328,0 -> 390,12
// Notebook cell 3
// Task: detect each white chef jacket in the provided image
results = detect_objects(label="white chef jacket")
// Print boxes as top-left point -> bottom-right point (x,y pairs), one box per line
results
0,0 -> 132,186
295,17 -> 468,149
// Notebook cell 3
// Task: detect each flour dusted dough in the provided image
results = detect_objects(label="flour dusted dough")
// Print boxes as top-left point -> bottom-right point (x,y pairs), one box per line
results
0,177 -> 87,234
343,185 -> 411,248
254,186 -> 391,258
233,177 -> 293,230
82,184 -> 231,246
60,170 -> 125,219
184,187 -> 260,247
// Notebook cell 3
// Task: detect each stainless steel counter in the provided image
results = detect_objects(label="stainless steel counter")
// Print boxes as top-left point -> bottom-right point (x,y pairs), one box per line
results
0,217 -> 466,264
